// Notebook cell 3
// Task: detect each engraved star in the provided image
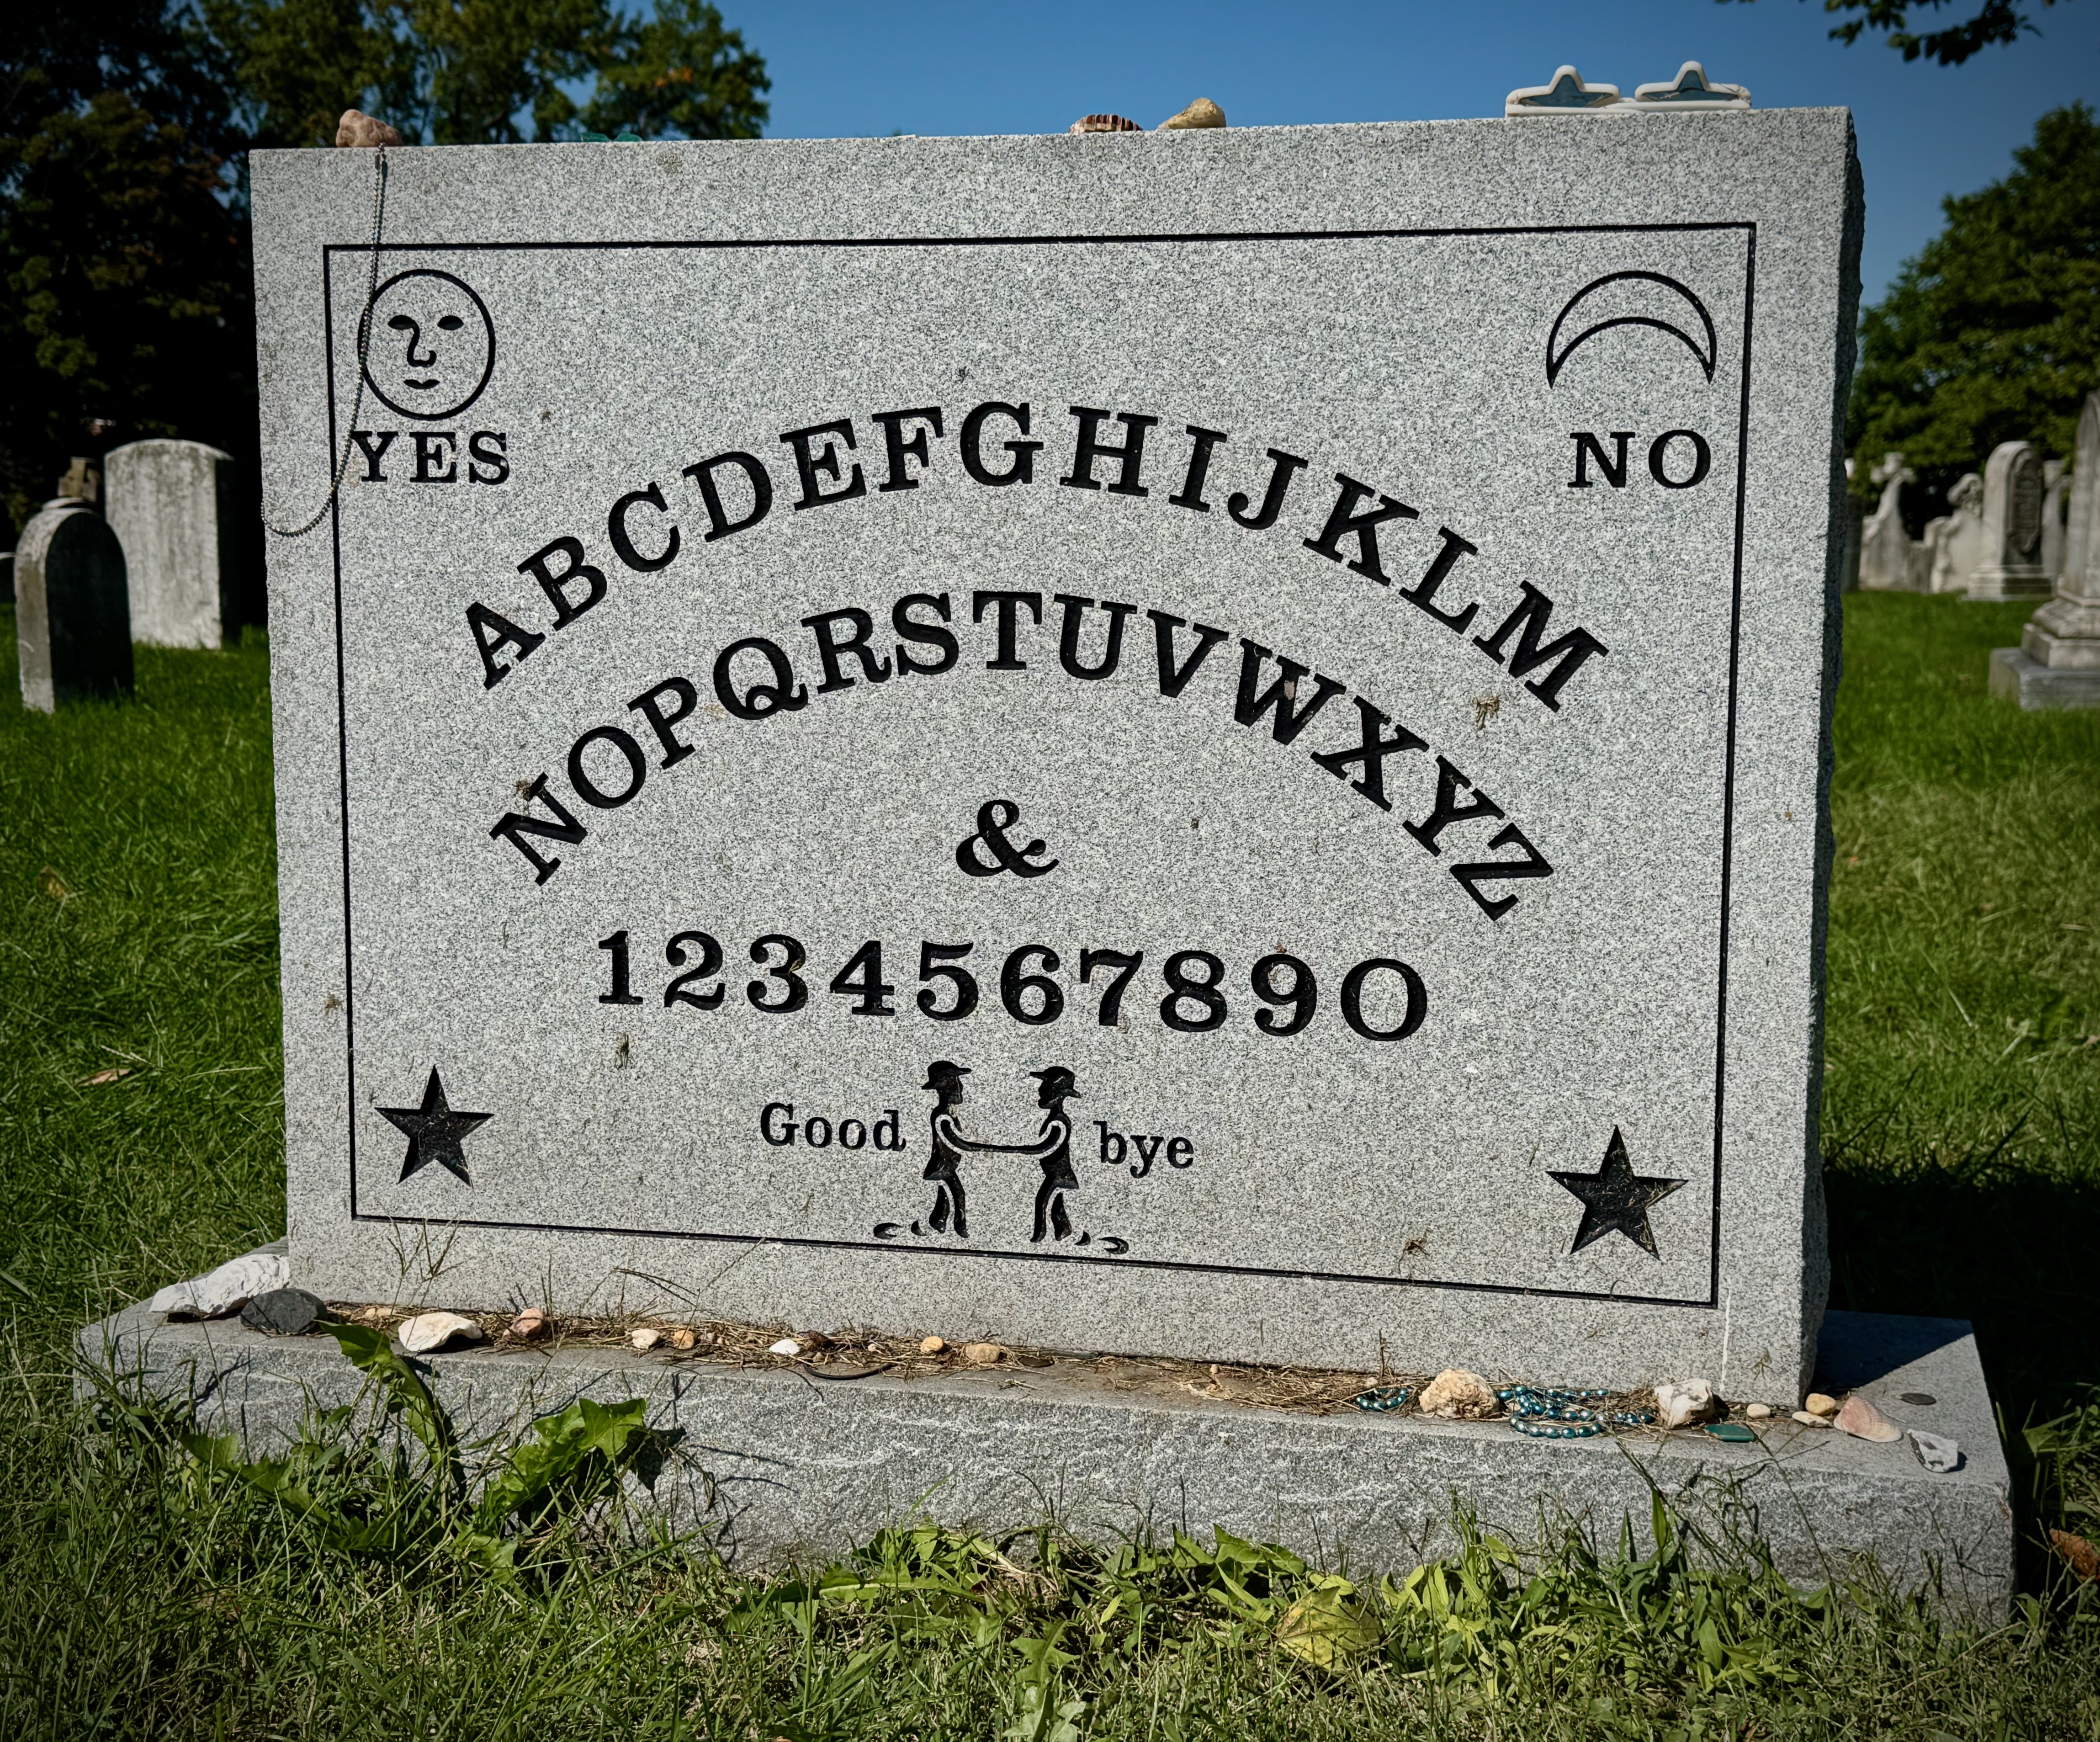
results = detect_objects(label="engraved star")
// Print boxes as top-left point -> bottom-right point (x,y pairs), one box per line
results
378,1068 -> 492,1186
1549,1127 -> 1685,1258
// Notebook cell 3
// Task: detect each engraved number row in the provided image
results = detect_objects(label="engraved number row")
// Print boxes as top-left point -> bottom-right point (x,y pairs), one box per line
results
595,930 -> 1426,1041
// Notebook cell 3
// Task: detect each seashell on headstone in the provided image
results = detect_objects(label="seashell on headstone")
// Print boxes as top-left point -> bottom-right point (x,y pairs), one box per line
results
397,1310 -> 483,1353
1908,1429 -> 1960,1473
105,439 -> 242,649
15,499 -> 132,712
150,1248 -> 291,1319
1070,113 -> 1140,134
1836,1393 -> 1902,1442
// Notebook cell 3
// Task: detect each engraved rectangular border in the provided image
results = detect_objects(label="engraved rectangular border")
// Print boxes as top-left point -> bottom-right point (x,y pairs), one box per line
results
320,221 -> 1757,1312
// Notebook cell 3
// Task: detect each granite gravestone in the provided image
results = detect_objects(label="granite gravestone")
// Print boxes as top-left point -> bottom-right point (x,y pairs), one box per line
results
256,114 -> 1861,1396
1994,392 -> 2100,708
106,439 -> 243,648
1967,439 -> 2048,602
16,499 -> 133,712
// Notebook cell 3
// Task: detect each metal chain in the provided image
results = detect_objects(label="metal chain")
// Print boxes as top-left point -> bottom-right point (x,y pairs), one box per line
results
266,147 -> 391,539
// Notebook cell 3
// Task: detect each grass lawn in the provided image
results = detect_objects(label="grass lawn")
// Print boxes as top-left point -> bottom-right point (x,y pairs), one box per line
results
0,593 -> 2095,1738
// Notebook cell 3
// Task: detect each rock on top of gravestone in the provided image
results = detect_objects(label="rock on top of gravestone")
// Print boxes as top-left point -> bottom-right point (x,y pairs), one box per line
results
336,109 -> 403,149
105,439 -> 241,650
239,1286 -> 335,1335
1158,99 -> 1225,131
15,499 -> 132,713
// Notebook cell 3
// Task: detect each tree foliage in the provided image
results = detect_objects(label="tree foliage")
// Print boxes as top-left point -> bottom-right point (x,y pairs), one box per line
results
1722,0 -> 2075,65
0,6 -> 251,531
1848,103 -> 2100,477
1,0 -> 767,535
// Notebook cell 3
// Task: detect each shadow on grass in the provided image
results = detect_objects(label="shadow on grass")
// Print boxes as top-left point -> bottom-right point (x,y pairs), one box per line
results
1824,1110 -> 2099,1420
1824,1098 -> 2100,1589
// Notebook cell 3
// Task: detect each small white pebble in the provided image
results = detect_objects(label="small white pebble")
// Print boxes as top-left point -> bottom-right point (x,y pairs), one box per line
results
1792,1409 -> 1834,1429
1746,1402 -> 1772,1419
919,1335 -> 945,1354
769,1338 -> 801,1357
630,1327 -> 662,1351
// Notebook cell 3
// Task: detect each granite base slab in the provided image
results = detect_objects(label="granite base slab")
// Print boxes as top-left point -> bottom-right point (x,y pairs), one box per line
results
1990,647 -> 2100,709
79,1294 -> 2013,1619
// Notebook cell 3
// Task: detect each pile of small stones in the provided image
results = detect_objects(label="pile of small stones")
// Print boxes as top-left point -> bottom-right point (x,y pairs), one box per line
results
236,1305 -> 1957,1466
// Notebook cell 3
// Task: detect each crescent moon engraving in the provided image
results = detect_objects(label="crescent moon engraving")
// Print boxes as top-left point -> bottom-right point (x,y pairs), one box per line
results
1546,271 -> 1717,388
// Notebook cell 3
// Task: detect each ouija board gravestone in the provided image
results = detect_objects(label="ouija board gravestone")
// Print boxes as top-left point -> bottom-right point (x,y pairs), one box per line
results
255,112 -> 1861,1395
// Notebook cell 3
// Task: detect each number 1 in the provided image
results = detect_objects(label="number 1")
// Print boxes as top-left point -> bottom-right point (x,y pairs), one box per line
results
597,930 -> 642,1005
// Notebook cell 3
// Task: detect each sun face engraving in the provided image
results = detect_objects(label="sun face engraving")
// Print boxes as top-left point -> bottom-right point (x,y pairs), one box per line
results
361,268 -> 496,420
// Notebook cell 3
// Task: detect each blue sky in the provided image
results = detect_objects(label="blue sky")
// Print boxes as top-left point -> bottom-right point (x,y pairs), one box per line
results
724,0 -> 2099,302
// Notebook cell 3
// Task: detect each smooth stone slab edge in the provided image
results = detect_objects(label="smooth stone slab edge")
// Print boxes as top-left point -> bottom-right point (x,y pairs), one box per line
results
1990,647 -> 2100,711
79,1277 -> 2012,1619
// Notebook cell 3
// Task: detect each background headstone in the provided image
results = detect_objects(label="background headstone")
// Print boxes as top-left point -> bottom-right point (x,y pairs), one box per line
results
105,439 -> 243,649
1967,440 -> 2049,601
1926,472 -> 1983,593
1838,460 -> 1863,592
15,499 -> 133,712
1857,453 -> 1918,590
2040,458 -> 2068,582
256,113 -> 1860,1397
1994,392 -> 2100,707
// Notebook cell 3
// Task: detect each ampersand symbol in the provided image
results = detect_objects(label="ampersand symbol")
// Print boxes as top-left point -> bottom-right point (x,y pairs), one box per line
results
955,799 -> 1060,879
